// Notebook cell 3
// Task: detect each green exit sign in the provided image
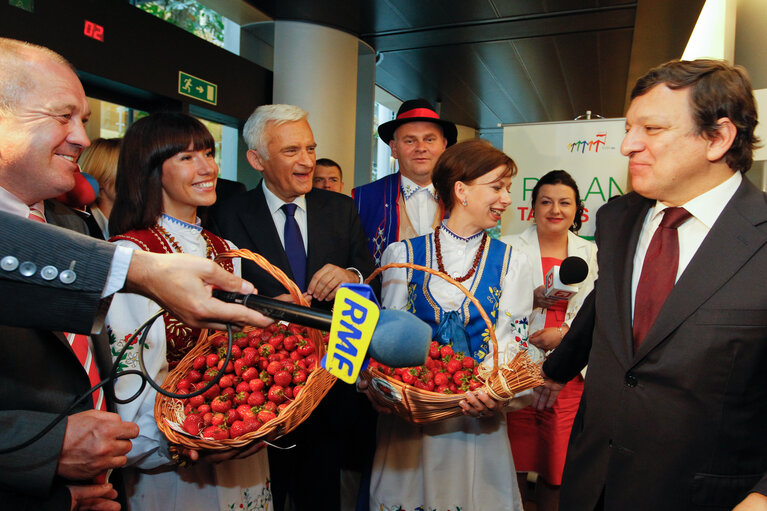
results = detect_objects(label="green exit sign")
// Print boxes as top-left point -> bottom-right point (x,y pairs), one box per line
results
9,0 -> 34,12
178,71 -> 217,106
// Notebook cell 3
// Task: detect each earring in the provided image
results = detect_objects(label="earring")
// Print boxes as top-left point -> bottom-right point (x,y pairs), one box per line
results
462,200 -> 468,207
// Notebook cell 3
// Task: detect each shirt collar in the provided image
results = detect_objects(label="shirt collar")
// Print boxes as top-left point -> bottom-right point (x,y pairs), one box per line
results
0,185 -> 42,219
440,221 -> 484,242
649,171 -> 742,229
401,174 -> 438,201
262,180 -> 307,215
161,213 -> 202,232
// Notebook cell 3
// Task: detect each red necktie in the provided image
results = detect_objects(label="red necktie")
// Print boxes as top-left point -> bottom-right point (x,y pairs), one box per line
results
633,207 -> 692,350
28,208 -> 105,409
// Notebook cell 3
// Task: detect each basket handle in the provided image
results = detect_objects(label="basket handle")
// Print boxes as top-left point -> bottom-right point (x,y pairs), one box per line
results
365,261 -> 500,372
216,248 -> 326,359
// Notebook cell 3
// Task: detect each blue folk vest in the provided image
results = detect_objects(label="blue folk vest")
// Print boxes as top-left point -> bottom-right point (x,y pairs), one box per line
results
403,233 -> 512,362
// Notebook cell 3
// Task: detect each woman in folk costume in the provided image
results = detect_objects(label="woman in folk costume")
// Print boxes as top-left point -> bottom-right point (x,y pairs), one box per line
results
364,139 -> 534,511
106,112 -> 271,511
502,170 -> 597,511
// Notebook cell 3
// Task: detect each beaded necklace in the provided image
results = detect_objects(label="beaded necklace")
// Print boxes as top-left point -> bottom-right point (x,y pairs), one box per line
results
434,225 -> 487,283
154,223 -> 214,259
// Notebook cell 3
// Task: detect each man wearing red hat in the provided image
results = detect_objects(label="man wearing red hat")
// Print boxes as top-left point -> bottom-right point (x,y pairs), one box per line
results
353,99 -> 457,264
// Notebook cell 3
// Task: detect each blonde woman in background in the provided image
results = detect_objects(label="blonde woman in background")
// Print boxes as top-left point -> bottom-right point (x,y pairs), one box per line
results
78,137 -> 120,238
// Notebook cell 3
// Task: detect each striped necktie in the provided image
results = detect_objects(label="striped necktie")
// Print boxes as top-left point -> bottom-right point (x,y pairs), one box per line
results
27,206 -> 106,409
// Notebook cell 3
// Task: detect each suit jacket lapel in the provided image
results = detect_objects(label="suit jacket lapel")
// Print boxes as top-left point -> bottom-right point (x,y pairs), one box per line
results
239,185 -> 294,280
634,179 -> 767,362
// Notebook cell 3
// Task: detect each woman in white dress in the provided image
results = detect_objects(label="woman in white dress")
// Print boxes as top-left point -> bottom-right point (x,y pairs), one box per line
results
106,112 -> 272,511
363,139 -> 534,511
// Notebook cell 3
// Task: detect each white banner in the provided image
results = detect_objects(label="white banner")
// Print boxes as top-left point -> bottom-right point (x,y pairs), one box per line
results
501,118 -> 629,239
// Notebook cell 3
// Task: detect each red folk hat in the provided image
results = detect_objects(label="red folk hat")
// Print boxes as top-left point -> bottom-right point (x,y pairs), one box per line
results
377,98 -> 458,147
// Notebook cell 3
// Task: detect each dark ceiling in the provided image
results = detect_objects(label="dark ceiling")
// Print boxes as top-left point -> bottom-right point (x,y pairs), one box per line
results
245,0 -> 701,131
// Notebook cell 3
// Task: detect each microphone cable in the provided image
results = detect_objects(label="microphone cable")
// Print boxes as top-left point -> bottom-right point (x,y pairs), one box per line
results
0,311 -> 235,455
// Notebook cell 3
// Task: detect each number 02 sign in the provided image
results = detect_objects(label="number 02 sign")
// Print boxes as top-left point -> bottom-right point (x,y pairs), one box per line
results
84,20 -> 104,42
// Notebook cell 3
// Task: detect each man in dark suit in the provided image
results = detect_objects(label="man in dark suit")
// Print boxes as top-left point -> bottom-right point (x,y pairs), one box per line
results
209,104 -> 376,511
537,59 -> 767,510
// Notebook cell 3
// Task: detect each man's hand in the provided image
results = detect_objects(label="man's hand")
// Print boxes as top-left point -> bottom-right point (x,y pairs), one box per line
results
532,374 -> 566,410
734,493 -> 767,510
57,410 -> 139,480
356,378 -> 393,414
68,483 -> 120,511
125,251 -> 273,330
306,264 -> 358,302
533,285 -> 558,310
529,325 -> 568,351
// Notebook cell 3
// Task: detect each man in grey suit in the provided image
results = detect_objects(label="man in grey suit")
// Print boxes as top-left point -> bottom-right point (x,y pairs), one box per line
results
0,38 -> 271,510
537,60 -> 767,510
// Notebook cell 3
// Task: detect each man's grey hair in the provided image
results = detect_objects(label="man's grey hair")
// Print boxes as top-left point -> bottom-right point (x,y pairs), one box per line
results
0,38 -> 73,116
243,104 -> 308,159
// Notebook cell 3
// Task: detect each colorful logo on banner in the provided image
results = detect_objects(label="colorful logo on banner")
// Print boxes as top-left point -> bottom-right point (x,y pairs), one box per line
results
568,133 -> 607,153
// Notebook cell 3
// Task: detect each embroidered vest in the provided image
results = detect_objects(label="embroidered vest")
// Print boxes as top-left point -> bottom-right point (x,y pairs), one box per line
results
111,226 -> 233,369
403,233 -> 512,362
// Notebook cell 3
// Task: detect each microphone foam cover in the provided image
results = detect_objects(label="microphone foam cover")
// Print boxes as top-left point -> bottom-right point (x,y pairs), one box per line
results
559,256 -> 589,285
369,309 -> 432,368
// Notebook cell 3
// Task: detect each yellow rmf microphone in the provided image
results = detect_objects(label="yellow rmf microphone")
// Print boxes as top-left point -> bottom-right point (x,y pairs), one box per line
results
323,285 -> 380,384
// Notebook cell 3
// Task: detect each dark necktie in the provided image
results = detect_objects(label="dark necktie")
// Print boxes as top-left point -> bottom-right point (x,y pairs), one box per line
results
633,207 -> 692,350
282,203 -> 307,291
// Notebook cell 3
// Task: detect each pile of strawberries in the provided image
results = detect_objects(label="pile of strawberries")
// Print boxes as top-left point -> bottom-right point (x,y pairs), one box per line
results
368,341 -> 484,394
177,323 -> 319,440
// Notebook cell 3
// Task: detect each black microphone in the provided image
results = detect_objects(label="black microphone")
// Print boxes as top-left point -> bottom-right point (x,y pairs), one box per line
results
213,290 -> 431,367
544,256 -> 589,301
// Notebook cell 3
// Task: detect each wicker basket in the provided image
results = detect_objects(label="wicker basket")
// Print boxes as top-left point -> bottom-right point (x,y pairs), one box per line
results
360,262 -> 543,424
155,249 -> 337,450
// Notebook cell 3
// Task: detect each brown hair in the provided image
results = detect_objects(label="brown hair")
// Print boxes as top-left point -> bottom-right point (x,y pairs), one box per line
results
631,59 -> 760,172
432,139 -> 517,211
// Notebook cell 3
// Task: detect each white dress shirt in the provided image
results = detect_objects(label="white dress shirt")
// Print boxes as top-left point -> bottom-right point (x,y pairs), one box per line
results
631,171 -> 742,319
0,184 -> 131,297
401,174 -> 439,236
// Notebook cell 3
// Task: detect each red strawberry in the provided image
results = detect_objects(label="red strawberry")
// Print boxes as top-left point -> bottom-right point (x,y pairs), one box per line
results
202,424 -> 229,440
440,345 -> 454,359
247,328 -> 262,340
268,385 -> 286,404
218,374 -> 234,388
248,391 -> 266,407
196,403 -> 211,415
257,409 -> 277,424
462,356 -> 476,369
206,353 -> 219,368
267,361 -> 283,376
248,378 -> 265,392
234,334 -> 249,350
434,372 -> 449,386
210,412 -> 226,427
259,344 -> 275,358
244,417 -> 261,433
259,370 -> 273,387
203,367 -> 219,382
274,370 -> 292,387
193,356 -> 207,371
428,341 -> 440,359
220,386 -> 235,401
268,333 -> 284,350
446,358 -> 462,374
292,369 -> 308,385
237,404 -> 257,421
241,366 -> 258,382
233,391 -> 249,407
283,335 -> 298,352
211,396 -> 232,413
242,347 -> 258,366
182,414 -> 203,435
188,369 -> 202,383
188,394 -> 205,408
236,381 -> 251,394
234,358 -> 248,376
293,384 -> 305,399
297,339 -> 314,357
202,411 -> 213,426
452,370 -> 468,386
468,379 -> 482,391
176,378 -> 192,392
225,408 -> 239,426
230,420 -> 248,438
263,401 -> 277,413
287,324 -> 305,335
